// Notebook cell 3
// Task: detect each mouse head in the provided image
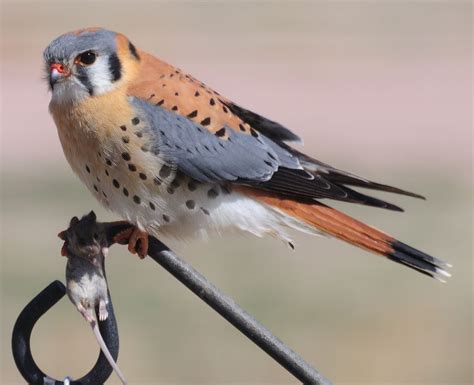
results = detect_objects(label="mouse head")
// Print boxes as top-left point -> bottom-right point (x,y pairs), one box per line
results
64,211 -> 107,265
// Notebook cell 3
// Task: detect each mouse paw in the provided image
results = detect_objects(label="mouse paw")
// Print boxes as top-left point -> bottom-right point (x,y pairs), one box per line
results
114,226 -> 149,259
58,230 -> 68,256
99,301 -> 109,321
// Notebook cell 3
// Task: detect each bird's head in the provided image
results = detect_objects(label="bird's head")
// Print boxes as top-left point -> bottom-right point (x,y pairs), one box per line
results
43,27 -> 140,105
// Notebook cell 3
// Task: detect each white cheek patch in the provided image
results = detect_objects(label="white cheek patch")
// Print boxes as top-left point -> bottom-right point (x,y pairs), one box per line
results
86,56 -> 117,95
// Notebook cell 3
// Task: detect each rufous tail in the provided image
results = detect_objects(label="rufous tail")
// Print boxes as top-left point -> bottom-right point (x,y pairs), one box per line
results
244,189 -> 451,281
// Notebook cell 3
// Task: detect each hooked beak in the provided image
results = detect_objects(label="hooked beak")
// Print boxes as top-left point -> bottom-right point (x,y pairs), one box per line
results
49,62 -> 70,87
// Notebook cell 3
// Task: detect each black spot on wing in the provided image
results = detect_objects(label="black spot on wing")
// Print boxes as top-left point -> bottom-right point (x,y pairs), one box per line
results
108,53 -> 122,82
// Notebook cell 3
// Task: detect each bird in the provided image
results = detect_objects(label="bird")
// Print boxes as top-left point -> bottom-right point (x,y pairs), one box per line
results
43,27 -> 450,281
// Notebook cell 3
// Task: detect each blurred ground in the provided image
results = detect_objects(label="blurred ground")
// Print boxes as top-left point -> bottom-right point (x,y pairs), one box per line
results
1,1 -> 472,384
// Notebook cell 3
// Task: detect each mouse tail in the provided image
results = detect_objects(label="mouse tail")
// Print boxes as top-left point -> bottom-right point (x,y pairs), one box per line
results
91,321 -> 129,385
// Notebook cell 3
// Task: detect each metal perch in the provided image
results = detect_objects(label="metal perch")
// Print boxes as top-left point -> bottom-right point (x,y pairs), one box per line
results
12,218 -> 332,385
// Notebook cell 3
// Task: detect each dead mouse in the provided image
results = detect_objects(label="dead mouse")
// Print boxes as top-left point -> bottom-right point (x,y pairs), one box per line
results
62,211 -> 128,385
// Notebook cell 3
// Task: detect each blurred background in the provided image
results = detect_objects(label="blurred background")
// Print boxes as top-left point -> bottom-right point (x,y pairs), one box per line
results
1,1 -> 472,384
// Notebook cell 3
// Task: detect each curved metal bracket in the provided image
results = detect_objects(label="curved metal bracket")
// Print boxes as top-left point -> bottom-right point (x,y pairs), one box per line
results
11,280 -> 119,385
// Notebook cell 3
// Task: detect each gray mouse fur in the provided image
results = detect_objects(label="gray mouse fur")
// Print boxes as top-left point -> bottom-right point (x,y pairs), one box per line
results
64,211 -> 128,385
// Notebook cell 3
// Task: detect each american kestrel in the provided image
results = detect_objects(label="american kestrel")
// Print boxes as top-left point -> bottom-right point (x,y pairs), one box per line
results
44,28 -> 450,280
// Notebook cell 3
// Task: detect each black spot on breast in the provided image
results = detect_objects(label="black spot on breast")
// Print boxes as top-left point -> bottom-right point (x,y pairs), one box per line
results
135,131 -> 143,138
93,184 -> 98,192
215,127 -> 226,137
122,136 -> 129,143
200,117 -> 211,126
123,187 -> 129,197
171,177 -> 181,188
222,105 -> 228,113
131,117 -> 140,125
175,92 -> 179,96
128,164 -> 137,172
153,177 -> 162,186
85,165 -> 90,173
162,214 -> 170,222
149,202 -> 156,210
239,124 -> 246,132
133,195 -> 141,204
128,41 -> 140,60
159,164 -> 171,178
122,152 -> 131,161
113,179 -> 120,188
188,180 -> 198,191
96,176 -> 101,183
156,99 -> 165,106
102,191 -> 107,198
185,200 -> 195,209
264,160 -> 273,167
171,106 -> 178,111
194,91 -> 200,97
200,207 -> 210,215
139,172 -> 147,180
120,125 -> 127,131
267,152 -> 276,160
210,98 -> 215,106
207,188 -> 219,199
108,53 -> 122,82
105,169 -> 109,176
187,110 -> 198,118
106,159 -> 112,166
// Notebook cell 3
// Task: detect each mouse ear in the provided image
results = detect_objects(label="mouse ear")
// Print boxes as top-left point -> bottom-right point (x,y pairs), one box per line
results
88,210 -> 97,221
70,216 -> 79,226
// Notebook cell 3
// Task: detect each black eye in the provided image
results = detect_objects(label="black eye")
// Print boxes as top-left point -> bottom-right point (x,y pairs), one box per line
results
76,51 -> 96,65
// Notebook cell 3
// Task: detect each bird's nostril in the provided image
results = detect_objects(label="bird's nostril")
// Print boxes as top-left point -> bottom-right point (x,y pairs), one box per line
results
50,63 -> 65,73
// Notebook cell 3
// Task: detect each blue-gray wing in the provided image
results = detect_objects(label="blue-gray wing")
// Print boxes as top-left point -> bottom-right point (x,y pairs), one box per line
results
131,97 -> 303,183
131,97 -> 415,210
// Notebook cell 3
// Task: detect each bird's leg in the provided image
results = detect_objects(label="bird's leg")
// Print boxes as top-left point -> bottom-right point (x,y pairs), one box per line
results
113,226 -> 149,259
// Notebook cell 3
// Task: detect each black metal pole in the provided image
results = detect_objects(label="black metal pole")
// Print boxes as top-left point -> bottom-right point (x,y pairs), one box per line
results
146,237 -> 332,385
